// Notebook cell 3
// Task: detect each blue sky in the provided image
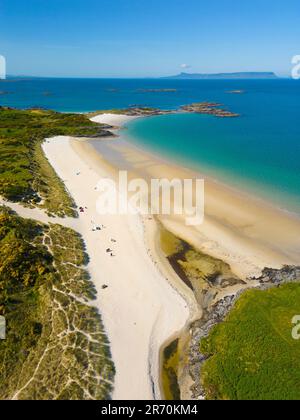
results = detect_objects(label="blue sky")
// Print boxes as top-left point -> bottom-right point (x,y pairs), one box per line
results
0,0 -> 299,77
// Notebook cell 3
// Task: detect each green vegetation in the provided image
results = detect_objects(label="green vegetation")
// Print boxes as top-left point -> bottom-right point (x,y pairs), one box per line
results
200,283 -> 300,400
161,339 -> 181,400
0,107 -> 104,216
0,206 -> 114,400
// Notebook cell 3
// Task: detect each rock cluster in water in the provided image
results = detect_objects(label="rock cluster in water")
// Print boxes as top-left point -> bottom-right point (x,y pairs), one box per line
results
180,102 -> 240,118
90,101 -> 240,119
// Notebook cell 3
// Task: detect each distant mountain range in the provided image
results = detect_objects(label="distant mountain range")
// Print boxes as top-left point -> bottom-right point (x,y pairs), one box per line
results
163,72 -> 278,80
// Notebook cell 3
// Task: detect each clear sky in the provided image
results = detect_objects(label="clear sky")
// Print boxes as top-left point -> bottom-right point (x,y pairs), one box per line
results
0,0 -> 299,77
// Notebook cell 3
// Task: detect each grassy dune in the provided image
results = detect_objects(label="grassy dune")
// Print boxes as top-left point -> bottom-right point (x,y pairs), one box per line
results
0,109 -> 115,399
0,207 -> 114,400
0,108 -> 104,216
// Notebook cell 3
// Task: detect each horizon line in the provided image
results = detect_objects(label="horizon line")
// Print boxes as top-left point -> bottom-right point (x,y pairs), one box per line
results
3,73 -> 292,80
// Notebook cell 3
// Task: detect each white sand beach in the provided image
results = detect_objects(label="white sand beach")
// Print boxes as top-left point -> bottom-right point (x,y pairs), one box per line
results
90,113 -> 138,126
21,112 -> 300,400
41,134 -> 192,400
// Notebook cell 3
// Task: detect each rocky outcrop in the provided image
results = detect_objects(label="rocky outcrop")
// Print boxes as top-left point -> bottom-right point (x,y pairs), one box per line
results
252,265 -> 300,286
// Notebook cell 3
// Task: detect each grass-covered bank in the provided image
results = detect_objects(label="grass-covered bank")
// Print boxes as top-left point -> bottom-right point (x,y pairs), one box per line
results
0,107 -> 105,216
0,207 -> 114,399
200,283 -> 300,400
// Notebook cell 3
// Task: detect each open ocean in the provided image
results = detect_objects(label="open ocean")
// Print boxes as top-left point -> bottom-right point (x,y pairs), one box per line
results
1,77 -> 300,214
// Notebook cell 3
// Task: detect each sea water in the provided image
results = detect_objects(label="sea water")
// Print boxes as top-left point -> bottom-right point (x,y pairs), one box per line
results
1,77 -> 300,214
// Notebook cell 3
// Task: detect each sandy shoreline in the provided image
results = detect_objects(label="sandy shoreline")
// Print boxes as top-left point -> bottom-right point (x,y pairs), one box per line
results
87,118 -> 300,280
40,113 -> 300,400
42,130 -> 192,400
90,113 -> 138,126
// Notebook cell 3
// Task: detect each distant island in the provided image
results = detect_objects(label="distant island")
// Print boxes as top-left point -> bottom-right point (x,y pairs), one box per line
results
136,88 -> 178,93
163,72 -> 278,80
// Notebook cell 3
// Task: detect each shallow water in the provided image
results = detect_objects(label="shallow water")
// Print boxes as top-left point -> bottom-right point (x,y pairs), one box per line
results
121,81 -> 300,215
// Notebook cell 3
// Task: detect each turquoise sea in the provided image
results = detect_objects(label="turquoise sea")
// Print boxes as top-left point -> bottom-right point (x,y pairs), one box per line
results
1,77 -> 300,214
